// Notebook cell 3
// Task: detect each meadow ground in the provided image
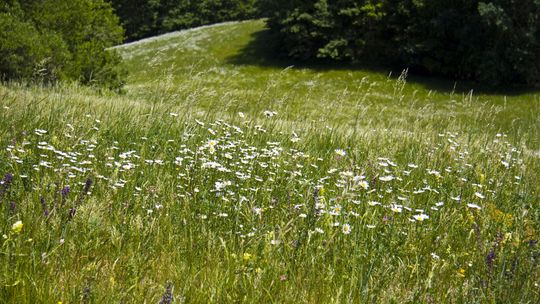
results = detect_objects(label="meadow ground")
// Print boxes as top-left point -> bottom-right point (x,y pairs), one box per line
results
1,20 -> 539,303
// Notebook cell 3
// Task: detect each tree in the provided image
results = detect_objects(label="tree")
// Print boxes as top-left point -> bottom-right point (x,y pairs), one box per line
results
262,0 -> 540,86
0,0 -> 126,90
109,0 -> 259,41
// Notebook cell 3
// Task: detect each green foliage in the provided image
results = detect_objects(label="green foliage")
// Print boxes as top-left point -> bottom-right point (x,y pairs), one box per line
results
0,0 -> 125,90
107,0 -> 159,42
110,0 -> 259,41
263,0 -> 540,86
0,12 -> 68,82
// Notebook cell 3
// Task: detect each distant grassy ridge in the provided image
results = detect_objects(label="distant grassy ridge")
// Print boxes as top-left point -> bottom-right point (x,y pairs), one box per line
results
114,20 -> 540,151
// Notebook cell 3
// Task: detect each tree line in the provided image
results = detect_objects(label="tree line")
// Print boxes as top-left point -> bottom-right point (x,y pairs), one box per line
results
261,0 -> 540,86
1,0 -> 539,89
109,0 -> 259,42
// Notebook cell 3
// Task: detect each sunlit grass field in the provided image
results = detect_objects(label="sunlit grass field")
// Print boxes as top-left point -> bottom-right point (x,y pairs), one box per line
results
1,20 -> 539,303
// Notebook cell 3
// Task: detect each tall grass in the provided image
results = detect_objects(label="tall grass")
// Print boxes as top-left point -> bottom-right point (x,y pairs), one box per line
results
0,19 -> 539,304
0,79 -> 539,303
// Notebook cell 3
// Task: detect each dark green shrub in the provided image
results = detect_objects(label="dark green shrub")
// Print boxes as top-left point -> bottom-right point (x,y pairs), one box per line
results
30,0 -> 126,89
108,0 -> 159,41
0,9 -> 69,82
0,0 -> 125,90
263,0 -> 540,86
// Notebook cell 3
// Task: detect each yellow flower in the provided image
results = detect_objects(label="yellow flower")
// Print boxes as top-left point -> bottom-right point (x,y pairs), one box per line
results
457,268 -> 466,278
487,203 -> 513,228
12,221 -> 23,234
243,253 -> 253,262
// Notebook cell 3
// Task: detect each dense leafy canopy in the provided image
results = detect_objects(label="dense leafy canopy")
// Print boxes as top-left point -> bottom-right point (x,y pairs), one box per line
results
110,0 -> 259,41
0,0 -> 125,90
262,0 -> 540,86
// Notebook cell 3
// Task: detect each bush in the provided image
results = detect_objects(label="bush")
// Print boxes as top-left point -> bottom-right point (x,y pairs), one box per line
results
0,4 -> 70,83
0,0 -> 125,90
263,0 -> 540,86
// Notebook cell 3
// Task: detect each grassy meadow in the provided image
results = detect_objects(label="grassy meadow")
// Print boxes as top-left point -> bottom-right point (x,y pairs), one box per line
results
1,20 -> 540,303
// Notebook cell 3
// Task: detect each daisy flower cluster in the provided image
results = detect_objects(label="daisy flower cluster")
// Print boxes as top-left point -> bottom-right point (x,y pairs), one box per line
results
1,113 -> 532,247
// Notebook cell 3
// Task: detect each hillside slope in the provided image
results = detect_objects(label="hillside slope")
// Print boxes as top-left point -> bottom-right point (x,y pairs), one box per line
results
115,20 -> 540,150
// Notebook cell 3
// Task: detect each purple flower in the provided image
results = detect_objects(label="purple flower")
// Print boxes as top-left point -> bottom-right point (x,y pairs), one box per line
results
40,197 -> 49,217
83,178 -> 93,193
486,250 -> 496,272
1,173 -> 13,194
3,173 -> 13,185
159,282 -> 174,304
61,186 -> 71,198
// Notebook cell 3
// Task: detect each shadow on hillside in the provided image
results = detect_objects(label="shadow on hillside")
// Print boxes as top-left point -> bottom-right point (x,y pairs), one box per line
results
226,27 -> 540,97
225,27 -> 389,74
